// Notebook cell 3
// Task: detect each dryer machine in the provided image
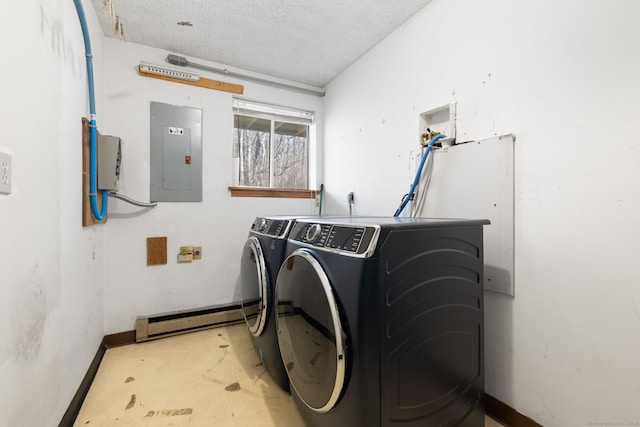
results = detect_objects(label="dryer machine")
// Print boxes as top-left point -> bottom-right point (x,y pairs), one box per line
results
240,216 -> 295,391
275,217 -> 489,427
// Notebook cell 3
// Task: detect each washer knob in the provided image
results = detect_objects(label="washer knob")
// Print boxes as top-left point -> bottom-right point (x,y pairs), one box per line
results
305,224 -> 322,243
257,218 -> 268,233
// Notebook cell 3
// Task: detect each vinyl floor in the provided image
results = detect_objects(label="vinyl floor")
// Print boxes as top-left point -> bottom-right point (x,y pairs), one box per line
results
74,323 -> 504,427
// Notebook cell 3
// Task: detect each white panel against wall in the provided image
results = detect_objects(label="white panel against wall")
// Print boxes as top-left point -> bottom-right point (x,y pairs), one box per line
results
422,134 -> 515,296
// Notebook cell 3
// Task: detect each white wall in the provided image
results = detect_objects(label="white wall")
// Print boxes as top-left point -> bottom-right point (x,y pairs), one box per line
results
323,0 -> 640,425
4,1 -> 638,425
101,40 -> 323,334
0,0 -> 105,425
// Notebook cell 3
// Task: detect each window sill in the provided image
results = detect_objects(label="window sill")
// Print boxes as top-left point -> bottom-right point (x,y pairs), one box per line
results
228,186 -> 317,199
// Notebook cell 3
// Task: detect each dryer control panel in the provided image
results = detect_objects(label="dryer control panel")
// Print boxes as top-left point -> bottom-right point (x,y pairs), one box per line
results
251,217 -> 292,238
290,221 -> 379,257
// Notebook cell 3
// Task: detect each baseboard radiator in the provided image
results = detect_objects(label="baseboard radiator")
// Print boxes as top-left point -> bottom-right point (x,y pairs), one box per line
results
135,304 -> 245,342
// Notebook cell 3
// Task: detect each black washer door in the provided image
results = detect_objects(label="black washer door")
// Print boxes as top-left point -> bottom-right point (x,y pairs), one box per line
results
276,249 -> 347,413
240,236 -> 268,336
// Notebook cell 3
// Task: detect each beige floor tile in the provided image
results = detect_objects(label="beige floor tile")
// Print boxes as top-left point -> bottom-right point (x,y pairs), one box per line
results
75,323 -> 502,427
485,416 -> 503,427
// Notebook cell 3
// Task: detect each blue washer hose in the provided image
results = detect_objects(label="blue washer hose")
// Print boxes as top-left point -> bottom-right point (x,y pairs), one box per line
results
394,134 -> 446,217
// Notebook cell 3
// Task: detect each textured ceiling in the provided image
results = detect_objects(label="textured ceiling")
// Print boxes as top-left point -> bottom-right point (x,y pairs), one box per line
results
90,0 -> 432,88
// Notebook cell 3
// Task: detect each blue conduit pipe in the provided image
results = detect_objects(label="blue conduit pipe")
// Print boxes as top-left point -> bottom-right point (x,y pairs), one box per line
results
74,0 -> 108,220
393,134 -> 447,217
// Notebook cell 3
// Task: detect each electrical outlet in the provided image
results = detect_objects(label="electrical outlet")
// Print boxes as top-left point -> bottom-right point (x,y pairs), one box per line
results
0,151 -> 11,194
193,246 -> 202,260
347,192 -> 355,204
178,246 -> 194,262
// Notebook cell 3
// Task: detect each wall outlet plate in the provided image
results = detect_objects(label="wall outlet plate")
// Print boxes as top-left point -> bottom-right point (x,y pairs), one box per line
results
178,246 -> 195,262
193,246 -> 202,260
0,151 -> 12,194
177,254 -> 193,262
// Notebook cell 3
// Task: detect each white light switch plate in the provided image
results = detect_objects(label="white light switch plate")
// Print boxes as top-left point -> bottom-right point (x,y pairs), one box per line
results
0,151 -> 11,194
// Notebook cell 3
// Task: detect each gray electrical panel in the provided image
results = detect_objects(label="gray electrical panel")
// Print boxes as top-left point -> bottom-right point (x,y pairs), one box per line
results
150,102 -> 202,202
97,134 -> 122,191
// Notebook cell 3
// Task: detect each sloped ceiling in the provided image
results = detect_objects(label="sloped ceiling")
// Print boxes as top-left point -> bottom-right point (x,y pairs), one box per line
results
90,0 -> 432,88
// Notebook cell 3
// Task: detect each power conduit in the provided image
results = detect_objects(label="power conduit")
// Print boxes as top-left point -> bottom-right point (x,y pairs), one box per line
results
74,0 -> 108,220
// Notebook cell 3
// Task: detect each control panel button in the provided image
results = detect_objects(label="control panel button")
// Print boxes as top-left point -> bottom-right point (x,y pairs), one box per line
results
305,224 -> 322,243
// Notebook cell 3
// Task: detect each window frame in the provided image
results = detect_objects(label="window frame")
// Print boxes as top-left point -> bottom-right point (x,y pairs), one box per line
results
230,99 -> 315,198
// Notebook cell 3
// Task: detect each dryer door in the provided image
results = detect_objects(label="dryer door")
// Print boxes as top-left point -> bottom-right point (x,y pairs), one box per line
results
240,236 -> 269,336
276,249 -> 347,413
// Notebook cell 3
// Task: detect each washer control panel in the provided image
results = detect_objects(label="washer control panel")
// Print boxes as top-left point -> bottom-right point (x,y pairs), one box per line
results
305,223 -> 323,242
290,221 -> 379,257
326,226 -> 366,252
298,222 -> 332,246
251,217 -> 292,238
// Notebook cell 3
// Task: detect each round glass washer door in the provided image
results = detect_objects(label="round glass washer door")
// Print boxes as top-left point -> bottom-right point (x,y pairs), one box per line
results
276,249 -> 347,413
240,236 -> 268,336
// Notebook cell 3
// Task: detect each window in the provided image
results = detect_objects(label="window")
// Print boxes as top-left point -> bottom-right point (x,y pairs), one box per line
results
232,99 -> 314,197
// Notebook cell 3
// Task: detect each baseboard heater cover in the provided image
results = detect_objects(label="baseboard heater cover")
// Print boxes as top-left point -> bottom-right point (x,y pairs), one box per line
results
135,304 -> 245,342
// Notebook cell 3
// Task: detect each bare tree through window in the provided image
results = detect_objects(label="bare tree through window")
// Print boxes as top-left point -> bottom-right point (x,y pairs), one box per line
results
274,122 -> 307,189
234,113 -> 309,189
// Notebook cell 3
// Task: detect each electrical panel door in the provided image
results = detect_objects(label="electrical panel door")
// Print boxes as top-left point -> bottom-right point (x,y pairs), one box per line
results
162,126 -> 191,191
150,102 -> 202,202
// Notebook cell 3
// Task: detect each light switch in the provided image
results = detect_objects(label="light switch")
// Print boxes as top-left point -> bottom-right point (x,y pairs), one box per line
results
0,151 -> 12,194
